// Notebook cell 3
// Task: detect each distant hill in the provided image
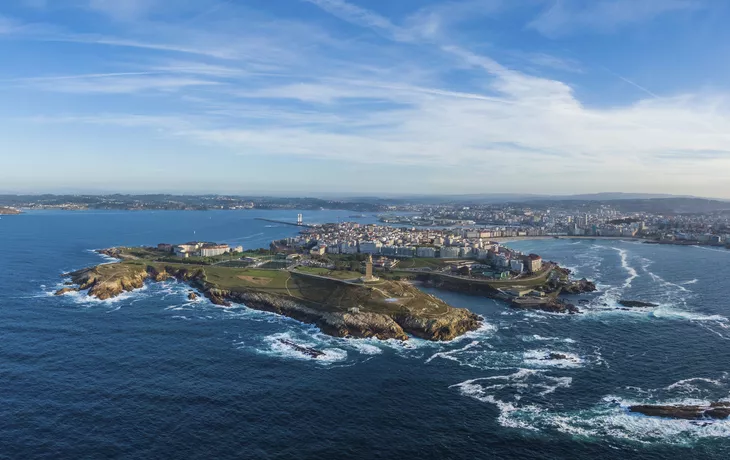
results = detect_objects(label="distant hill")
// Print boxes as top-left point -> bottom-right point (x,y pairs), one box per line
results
342,192 -> 720,205
514,197 -> 730,214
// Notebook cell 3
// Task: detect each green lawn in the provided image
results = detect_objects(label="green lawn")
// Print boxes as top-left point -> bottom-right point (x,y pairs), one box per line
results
295,266 -> 361,280
395,257 -> 447,269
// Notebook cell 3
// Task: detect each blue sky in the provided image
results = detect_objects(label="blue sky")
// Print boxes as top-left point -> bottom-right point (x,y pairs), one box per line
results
2,0 -> 730,197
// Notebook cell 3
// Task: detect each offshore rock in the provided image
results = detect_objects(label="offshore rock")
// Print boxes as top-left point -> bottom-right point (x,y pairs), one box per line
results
510,297 -> 580,314
619,300 -> 659,308
54,287 -> 79,296
187,292 -> 198,300
278,339 -> 325,358
629,402 -> 730,420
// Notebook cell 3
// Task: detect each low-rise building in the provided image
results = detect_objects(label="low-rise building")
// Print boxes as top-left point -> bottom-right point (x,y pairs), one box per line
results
200,244 -> 230,257
440,246 -> 460,258
359,241 -> 382,254
523,254 -> 542,273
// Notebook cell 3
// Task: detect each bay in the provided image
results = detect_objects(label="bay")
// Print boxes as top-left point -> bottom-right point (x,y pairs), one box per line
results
1,210 -> 729,459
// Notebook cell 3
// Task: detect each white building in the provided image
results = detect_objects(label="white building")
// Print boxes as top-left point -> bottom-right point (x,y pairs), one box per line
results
359,241 -> 382,254
340,241 -> 358,254
416,247 -> 436,258
510,259 -> 524,273
496,254 -> 510,268
440,246 -> 460,258
200,245 -> 230,257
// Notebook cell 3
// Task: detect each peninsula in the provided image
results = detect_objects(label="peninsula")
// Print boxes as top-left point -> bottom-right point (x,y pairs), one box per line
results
56,226 -> 598,341
57,246 -> 482,341
0,206 -> 21,215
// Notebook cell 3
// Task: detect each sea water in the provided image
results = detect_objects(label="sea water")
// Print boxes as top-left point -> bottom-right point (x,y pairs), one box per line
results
1,210 -> 730,459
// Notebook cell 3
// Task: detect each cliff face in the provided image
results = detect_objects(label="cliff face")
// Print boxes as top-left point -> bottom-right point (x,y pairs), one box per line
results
58,260 -> 482,342
65,264 -> 149,300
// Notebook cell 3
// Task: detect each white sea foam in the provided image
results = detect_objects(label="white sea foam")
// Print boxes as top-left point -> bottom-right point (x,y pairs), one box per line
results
613,247 -> 638,288
86,248 -> 121,264
694,246 -> 730,255
521,335 -> 577,344
523,350 -> 584,369
349,343 -> 383,355
681,279 -> 699,285
256,332 -> 349,363
665,377 -> 724,393
453,375 -> 730,445
61,284 -> 150,306
426,340 -> 481,364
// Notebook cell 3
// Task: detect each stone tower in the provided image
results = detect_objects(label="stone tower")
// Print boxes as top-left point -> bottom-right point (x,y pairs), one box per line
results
365,254 -> 374,280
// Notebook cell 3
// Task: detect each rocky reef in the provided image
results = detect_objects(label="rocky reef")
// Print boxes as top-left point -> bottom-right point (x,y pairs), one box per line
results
57,254 -> 482,342
509,297 -> 581,314
619,300 -> 659,308
629,402 -> 730,420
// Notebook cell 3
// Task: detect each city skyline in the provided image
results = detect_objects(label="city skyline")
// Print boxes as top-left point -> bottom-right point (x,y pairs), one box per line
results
2,0 -> 730,197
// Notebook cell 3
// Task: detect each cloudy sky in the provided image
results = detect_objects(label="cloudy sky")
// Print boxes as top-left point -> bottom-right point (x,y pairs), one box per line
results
2,0 -> 730,197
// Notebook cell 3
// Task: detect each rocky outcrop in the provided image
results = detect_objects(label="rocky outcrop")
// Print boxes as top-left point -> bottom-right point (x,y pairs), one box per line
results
561,278 -> 597,294
278,339 -> 324,358
54,287 -> 79,296
629,402 -> 730,420
147,265 -> 171,282
187,292 -> 198,300
394,308 -> 482,341
510,297 -> 580,314
67,264 -> 149,300
619,300 -> 659,308
223,289 -> 410,340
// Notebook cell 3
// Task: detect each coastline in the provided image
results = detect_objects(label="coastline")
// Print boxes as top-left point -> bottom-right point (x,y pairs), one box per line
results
492,235 -> 640,244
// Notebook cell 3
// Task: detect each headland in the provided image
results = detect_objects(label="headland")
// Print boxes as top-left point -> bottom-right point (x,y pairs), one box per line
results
57,227 -> 598,340
58,246 -> 482,341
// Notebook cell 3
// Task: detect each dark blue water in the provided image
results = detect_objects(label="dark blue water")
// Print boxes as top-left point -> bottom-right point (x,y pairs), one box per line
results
2,211 -> 730,459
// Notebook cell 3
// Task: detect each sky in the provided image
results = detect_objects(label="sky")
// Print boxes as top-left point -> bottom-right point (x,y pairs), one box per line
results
1,0 -> 730,197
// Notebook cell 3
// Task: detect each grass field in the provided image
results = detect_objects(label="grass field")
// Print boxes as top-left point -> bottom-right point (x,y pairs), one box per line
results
294,266 -> 361,280
395,258 -> 447,270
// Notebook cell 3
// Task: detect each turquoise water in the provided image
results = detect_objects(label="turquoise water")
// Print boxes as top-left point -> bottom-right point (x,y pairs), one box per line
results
1,211 -> 729,459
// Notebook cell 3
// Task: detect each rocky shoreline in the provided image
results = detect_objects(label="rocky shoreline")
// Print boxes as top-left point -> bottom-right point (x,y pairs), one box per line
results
57,255 -> 482,342
0,206 -> 22,215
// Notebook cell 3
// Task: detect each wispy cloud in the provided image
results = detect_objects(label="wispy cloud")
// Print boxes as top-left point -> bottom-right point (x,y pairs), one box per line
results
85,0 -> 161,21
24,74 -> 221,93
522,52 -> 583,73
527,0 -> 703,38
4,0 -> 730,195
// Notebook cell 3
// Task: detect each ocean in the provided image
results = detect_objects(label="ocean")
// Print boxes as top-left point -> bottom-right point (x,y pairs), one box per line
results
1,210 -> 729,459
